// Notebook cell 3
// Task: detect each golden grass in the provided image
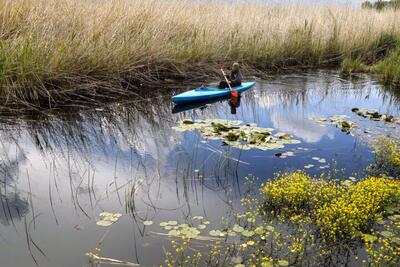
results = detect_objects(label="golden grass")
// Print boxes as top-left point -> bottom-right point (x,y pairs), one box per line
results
0,0 -> 400,100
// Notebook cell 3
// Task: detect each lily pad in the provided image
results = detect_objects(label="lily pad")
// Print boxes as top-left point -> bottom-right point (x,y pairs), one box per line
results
266,225 -> 275,232
173,119 -> 299,151
241,230 -> 255,237
96,220 -> 114,227
197,224 -> 207,230
143,220 -> 153,226
278,260 -> 289,266
232,224 -> 244,233
167,230 -> 180,236
209,230 -> 225,237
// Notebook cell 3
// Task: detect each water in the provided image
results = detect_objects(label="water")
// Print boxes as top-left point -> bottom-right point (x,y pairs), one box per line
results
0,70 -> 399,267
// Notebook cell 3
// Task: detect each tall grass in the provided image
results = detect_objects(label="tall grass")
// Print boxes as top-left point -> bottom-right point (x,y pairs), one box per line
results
1,0 -> 400,102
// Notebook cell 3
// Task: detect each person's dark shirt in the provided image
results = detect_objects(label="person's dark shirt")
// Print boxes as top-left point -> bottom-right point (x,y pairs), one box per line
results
229,69 -> 242,84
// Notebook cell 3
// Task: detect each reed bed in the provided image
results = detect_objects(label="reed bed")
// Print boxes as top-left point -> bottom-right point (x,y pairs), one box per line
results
1,0 -> 400,104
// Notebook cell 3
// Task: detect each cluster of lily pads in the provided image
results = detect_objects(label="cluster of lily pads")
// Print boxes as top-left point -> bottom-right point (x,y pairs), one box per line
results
96,212 -> 122,227
352,108 -> 400,124
311,115 -> 356,132
173,119 -> 300,150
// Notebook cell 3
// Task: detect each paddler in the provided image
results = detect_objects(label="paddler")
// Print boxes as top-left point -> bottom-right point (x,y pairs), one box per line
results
218,62 -> 242,89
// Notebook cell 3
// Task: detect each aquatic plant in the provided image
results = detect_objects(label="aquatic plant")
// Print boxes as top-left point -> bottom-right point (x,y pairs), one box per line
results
96,212 -> 122,227
351,108 -> 400,123
310,115 -> 356,133
159,173 -> 400,266
173,119 -> 300,151
1,0 -> 400,105
368,136 -> 400,177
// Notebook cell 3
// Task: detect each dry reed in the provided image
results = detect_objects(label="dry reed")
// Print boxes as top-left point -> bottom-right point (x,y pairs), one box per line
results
0,0 -> 399,102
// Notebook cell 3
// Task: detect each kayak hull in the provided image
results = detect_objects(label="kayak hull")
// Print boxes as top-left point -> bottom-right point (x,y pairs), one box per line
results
172,82 -> 256,104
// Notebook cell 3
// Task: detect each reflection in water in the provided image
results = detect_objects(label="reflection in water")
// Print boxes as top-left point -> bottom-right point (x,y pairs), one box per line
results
229,95 -> 241,114
0,71 -> 399,266
0,148 -> 29,226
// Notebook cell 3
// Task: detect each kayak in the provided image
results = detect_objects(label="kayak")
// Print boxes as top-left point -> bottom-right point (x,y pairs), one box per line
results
172,82 -> 256,104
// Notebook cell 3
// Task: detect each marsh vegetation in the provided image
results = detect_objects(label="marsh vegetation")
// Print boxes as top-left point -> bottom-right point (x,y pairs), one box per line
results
1,0 -> 400,106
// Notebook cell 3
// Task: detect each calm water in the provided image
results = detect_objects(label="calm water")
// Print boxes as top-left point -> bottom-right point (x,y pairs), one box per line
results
0,70 -> 399,267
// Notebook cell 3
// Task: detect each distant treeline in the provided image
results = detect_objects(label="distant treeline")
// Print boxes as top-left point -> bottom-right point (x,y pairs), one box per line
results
362,0 -> 400,10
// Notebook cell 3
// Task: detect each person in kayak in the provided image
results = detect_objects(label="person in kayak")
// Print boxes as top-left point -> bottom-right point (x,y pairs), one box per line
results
218,62 -> 242,89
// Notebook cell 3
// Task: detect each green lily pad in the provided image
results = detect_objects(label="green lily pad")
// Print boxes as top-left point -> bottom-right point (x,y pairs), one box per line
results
143,220 -> 153,226
96,220 -> 114,227
241,230 -> 255,237
227,231 -> 237,237
278,260 -> 289,266
209,230 -> 225,237
265,225 -> 275,232
168,221 -> 178,226
232,224 -> 244,233
167,230 -> 179,236
198,224 -> 207,230
254,226 -> 265,235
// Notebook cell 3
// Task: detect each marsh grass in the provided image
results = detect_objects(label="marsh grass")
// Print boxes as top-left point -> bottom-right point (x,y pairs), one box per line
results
1,0 -> 400,104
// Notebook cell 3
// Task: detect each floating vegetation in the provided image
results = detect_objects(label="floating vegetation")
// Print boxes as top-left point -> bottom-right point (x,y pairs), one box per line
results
304,164 -> 315,169
352,108 -> 400,124
173,119 -> 301,151
96,212 -> 122,227
311,115 -> 356,132
143,220 -> 154,226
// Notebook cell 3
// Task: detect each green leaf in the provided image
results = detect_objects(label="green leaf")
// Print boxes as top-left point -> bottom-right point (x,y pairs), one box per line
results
167,230 -> 179,236
363,234 -> 378,243
241,230 -> 255,237
143,220 -> 153,226
278,260 -> 289,266
380,231 -> 395,238
96,220 -> 114,227
265,225 -> 275,232
209,230 -> 225,237
197,224 -> 206,230
232,224 -> 244,233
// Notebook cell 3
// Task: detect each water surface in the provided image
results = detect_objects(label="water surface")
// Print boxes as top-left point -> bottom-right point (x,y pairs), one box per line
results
0,70 -> 399,267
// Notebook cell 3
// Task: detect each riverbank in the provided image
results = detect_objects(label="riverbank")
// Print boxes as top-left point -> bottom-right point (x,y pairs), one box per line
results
1,0 -> 400,106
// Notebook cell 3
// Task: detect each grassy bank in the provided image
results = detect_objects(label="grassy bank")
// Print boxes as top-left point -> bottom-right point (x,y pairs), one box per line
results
1,0 -> 400,104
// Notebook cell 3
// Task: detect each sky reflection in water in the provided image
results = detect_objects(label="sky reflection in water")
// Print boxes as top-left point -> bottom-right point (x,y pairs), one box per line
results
0,70 -> 399,266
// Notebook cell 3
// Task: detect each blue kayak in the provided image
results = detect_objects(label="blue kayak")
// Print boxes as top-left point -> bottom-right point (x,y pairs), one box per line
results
172,82 -> 256,104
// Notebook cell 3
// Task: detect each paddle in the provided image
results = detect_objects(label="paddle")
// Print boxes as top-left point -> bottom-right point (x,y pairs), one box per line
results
220,67 -> 238,97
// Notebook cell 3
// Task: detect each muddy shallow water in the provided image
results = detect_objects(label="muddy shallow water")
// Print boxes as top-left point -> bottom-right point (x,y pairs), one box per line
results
0,70 -> 399,267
